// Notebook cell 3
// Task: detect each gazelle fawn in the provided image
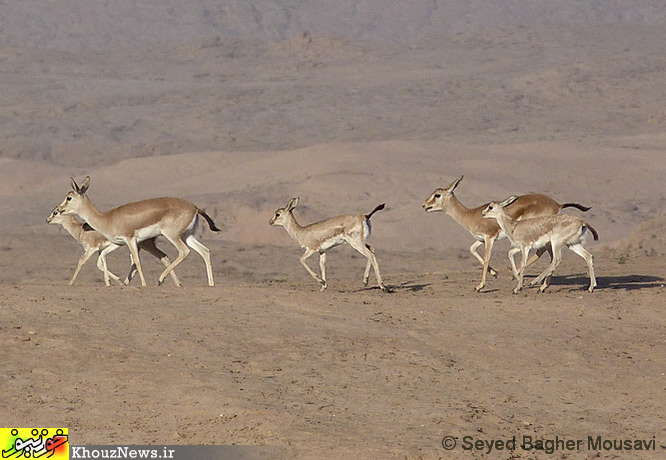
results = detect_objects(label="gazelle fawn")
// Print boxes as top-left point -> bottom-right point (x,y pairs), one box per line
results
269,197 -> 388,291
57,176 -> 220,287
47,207 -> 124,286
47,207 -> 181,286
482,196 -> 598,294
422,176 -> 590,291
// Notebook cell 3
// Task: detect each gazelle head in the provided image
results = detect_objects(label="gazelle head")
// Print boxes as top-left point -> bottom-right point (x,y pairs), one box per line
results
269,197 -> 299,226
481,196 -> 518,220
58,176 -> 90,216
422,175 -> 463,212
46,206 -> 66,224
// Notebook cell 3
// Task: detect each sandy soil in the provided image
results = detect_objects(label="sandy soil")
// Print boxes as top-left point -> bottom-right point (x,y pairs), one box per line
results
1,3 -> 666,459
1,231 -> 665,459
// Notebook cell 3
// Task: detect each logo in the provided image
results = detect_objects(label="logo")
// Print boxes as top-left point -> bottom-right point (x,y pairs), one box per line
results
1,428 -> 68,459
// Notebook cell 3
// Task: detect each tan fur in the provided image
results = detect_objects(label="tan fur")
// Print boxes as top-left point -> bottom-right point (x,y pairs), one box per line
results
47,207 -> 122,286
422,176 -> 587,291
47,207 -> 181,286
482,197 -> 598,293
269,197 -> 387,291
56,176 -> 218,287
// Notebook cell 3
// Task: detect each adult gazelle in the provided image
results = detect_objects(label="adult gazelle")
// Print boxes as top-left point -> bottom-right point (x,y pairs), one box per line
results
423,176 -> 590,291
57,176 -> 220,287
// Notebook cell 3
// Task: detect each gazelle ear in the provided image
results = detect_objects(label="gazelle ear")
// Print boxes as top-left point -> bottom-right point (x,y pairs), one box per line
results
79,176 -> 90,194
499,195 -> 518,207
444,175 -> 463,193
71,177 -> 79,192
286,197 -> 300,212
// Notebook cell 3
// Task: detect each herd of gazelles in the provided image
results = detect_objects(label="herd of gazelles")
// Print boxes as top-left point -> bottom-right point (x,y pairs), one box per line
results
47,176 -> 598,294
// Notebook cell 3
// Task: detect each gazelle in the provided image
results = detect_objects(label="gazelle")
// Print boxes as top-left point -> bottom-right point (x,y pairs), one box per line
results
269,197 -> 388,291
422,176 -> 590,291
57,176 -> 221,287
482,196 -> 598,293
47,207 -> 181,286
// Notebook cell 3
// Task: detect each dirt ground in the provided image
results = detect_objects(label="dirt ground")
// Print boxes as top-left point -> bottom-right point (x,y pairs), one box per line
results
1,234 -> 664,459
2,3 -> 666,459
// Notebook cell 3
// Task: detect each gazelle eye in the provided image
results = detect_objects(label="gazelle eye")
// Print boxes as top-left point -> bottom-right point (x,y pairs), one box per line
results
276,212 -> 281,217
434,193 -> 441,199
66,196 -> 72,201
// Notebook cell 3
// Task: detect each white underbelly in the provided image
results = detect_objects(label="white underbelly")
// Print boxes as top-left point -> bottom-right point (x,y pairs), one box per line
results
318,235 -> 346,252
531,233 -> 552,250
134,224 -> 162,241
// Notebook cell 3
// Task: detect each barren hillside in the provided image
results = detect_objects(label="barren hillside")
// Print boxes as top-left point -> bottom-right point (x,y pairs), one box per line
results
0,2 -> 665,166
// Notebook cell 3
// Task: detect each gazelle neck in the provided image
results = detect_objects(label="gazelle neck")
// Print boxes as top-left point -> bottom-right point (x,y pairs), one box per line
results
493,211 -> 517,241
282,212 -> 305,242
445,194 -> 475,225
74,195 -> 106,230
59,216 -> 86,242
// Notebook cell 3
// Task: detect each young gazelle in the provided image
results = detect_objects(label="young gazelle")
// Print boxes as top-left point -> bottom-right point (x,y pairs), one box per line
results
47,207 -> 181,286
57,176 -> 221,287
482,196 -> 598,293
269,197 -> 388,291
422,176 -> 590,291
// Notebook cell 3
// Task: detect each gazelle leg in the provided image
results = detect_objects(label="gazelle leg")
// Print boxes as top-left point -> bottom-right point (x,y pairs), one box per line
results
514,249 -> 530,294
97,244 -> 123,286
299,248 -> 325,288
70,248 -> 96,285
530,244 -> 560,290
475,236 -> 495,292
347,238 -> 386,291
526,245 -> 552,268
471,239 -> 498,278
125,262 -> 137,285
533,244 -> 562,293
158,235 -> 190,286
127,238 -> 147,287
139,238 -> 181,286
508,246 -> 521,278
569,244 -> 597,292
185,234 -> 214,287
318,252 -> 327,291
362,244 -> 375,286
513,245 -> 552,279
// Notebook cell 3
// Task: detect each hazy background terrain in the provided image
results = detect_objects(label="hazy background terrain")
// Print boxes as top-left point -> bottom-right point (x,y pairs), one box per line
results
1,0 -> 665,257
2,3 -> 666,458
1,1 -> 666,164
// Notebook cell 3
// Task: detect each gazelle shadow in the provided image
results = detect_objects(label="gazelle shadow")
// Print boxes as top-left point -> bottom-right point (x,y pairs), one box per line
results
548,273 -> 665,291
385,280 -> 432,292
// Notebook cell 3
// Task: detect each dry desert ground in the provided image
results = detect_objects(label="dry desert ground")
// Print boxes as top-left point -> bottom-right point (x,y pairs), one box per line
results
1,2 -> 666,459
